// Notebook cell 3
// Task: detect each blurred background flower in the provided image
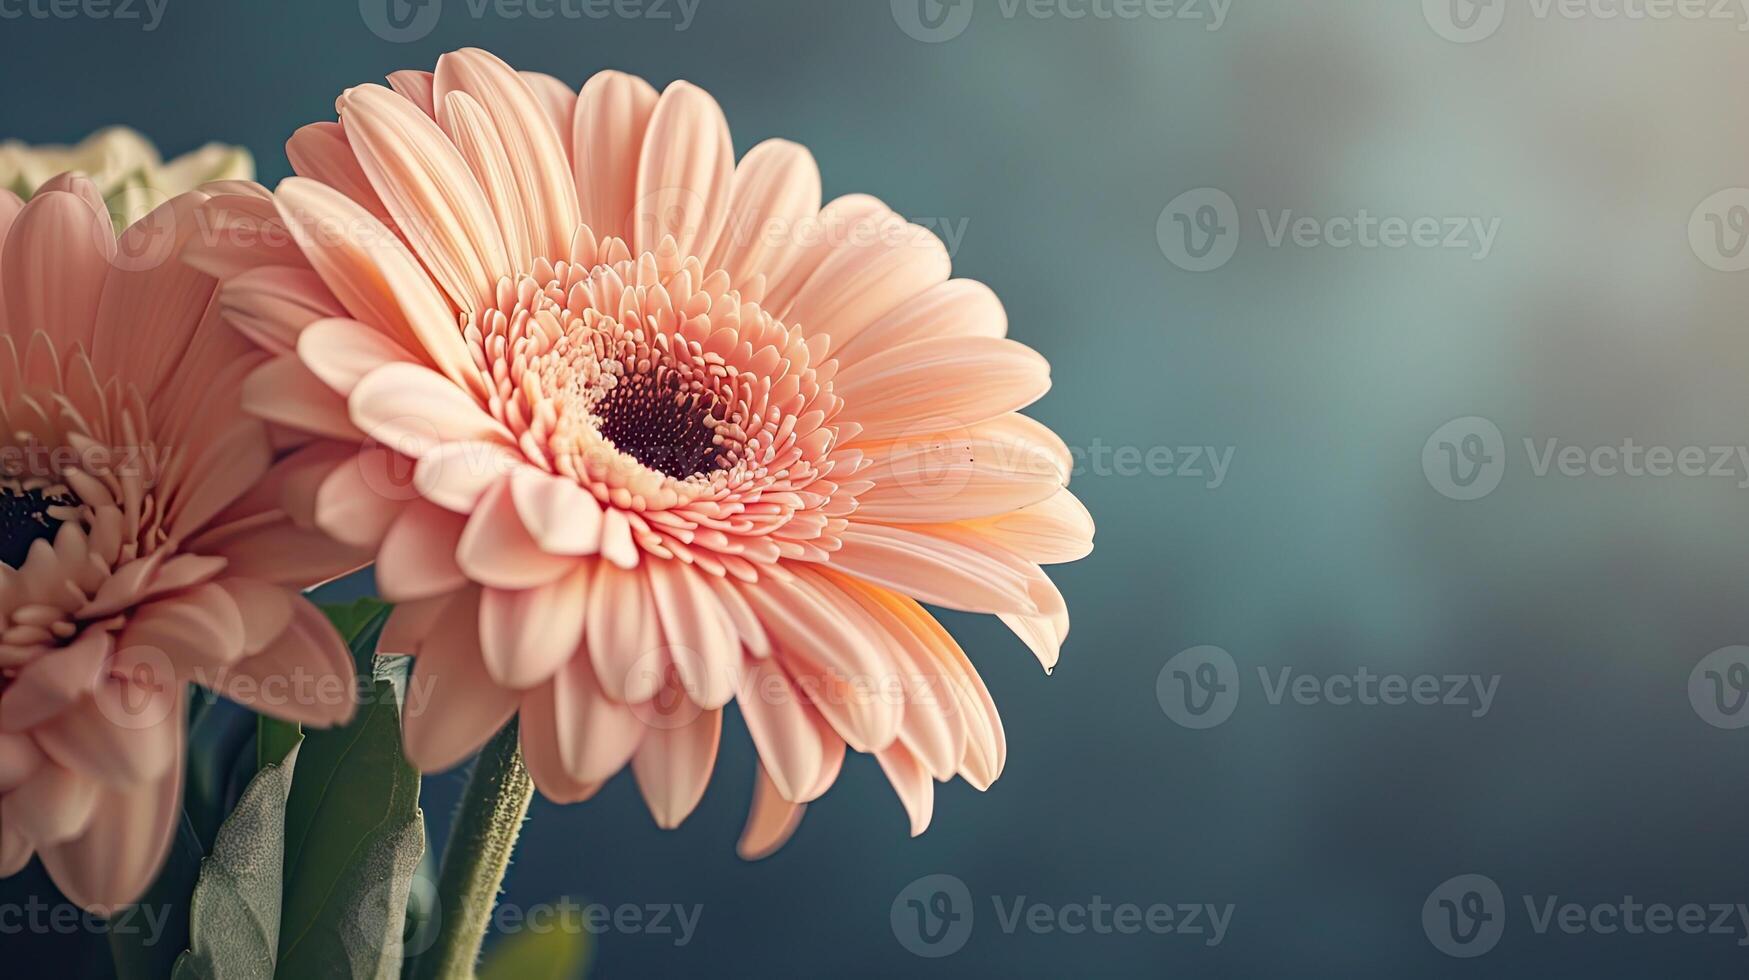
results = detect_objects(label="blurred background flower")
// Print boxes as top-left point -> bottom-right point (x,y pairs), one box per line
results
0,126 -> 251,227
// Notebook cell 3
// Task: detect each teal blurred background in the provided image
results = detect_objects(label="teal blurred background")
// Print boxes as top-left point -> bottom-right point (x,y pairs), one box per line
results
6,0 -> 1749,975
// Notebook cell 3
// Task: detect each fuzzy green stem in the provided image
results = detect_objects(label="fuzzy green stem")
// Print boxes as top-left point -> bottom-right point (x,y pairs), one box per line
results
408,720 -> 533,980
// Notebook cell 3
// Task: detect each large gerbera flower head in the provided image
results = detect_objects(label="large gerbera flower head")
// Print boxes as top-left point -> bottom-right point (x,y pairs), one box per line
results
194,48 -> 1094,854
0,175 -> 362,911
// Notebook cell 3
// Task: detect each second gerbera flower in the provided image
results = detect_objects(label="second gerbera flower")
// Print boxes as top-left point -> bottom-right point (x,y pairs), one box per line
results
193,47 -> 1093,853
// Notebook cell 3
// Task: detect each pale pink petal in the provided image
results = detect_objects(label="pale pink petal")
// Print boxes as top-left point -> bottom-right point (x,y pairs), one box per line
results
783,210 -> 950,350
2,763 -> 99,845
632,81 -> 733,258
413,440 -> 521,513
402,589 -> 519,772
874,741 -> 935,837
833,337 -> 1051,443
376,501 -> 470,602
571,70 -> 659,242
518,684 -> 604,805
2,190 -> 113,351
509,466 -> 602,555
273,177 -> 475,387
830,524 -> 1041,617
478,562 -> 589,690
631,701 -> 721,829
737,765 -> 805,861
434,48 -> 580,263
520,71 -> 578,140
586,561 -> 667,704
550,649 -> 644,783
35,681 -> 178,787
223,591 -> 356,729
736,660 -> 824,802
348,361 -> 513,456
709,139 -> 821,287
454,480 -> 576,589
298,317 -> 418,396
646,560 -> 741,709
286,121 -> 392,224
338,83 -> 511,310
36,738 -> 181,912
831,278 -> 1008,367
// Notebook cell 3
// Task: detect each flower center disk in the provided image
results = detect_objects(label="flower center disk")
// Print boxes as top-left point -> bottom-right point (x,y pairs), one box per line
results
0,479 -> 77,569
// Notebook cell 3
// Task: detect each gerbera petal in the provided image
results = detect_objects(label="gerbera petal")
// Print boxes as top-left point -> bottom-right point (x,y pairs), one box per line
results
737,764 -> 806,861
349,361 -> 513,455
736,660 -> 824,802
551,648 -> 644,783
434,48 -> 580,263
286,121 -> 392,225
518,685 -> 605,805
631,700 -> 721,830
709,139 -> 822,287
478,562 -> 589,690
783,211 -> 950,350
632,81 -> 733,259
402,589 -> 519,772
585,561 -> 666,704
833,337 -> 1051,442
571,70 -> 659,242
454,479 -> 577,590
647,560 -> 741,709
377,501 -> 470,602
2,189 -> 113,351
273,177 -> 475,386
36,743 -> 181,912
874,741 -> 935,837
338,83 -> 511,310
831,278 -> 1008,367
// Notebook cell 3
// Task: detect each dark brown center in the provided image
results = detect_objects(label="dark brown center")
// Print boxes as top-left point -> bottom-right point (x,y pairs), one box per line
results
594,370 -> 731,480
0,484 -> 75,569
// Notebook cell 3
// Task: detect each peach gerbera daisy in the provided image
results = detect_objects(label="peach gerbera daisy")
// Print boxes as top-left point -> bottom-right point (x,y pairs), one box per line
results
0,176 -> 362,911
193,48 -> 1093,853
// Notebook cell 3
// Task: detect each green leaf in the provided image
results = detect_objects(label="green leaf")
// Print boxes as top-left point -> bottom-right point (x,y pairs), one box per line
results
322,598 -> 391,649
477,908 -> 592,980
173,738 -> 304,979
109,811 -> 203,980
258,717 -> 302,775
275,649 -> 424,980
